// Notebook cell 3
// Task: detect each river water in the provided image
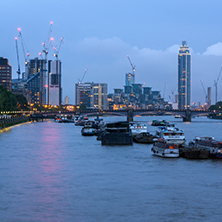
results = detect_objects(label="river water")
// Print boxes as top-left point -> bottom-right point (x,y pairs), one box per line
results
1,116 -> 222,222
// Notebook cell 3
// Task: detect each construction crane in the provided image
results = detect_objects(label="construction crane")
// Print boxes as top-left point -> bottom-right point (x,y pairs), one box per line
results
38,52 -> 43,59
15,37 -> 21,80
214,65 -> 222,103
200,80 -> 207,104
78,69 -> 88,83
170,84 -> 178,103
53,37 -> 64,59
42,21 -> 54,60
126,55 -> 136,75
17,28 -> 30,67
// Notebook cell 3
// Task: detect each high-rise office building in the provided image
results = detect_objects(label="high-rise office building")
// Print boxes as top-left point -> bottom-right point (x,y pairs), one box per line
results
48,60 -> 62,106
0,57 -> 12,90
27,58 -> 47,105
178,41 -> 191,110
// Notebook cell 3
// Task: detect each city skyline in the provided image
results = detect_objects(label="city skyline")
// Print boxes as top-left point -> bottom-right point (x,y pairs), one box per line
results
1,0 -> 222,105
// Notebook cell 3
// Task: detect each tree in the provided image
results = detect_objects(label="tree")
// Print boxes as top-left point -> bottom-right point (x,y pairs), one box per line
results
0,85 -> 17,111
15,94 -> 29,110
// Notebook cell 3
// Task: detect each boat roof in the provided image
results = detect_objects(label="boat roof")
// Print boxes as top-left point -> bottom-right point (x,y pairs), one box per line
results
157,126 -> 184,133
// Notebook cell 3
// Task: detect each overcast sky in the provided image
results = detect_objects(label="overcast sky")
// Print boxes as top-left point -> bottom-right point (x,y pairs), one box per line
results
1,0 -> 222,105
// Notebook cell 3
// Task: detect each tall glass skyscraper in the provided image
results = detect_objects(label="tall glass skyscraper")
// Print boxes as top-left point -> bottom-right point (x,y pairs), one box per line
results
178,41 -> 191,110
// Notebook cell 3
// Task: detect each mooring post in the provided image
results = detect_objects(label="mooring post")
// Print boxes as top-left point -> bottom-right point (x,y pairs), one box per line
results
183,109 -> 191,122
127,108 -> 134,122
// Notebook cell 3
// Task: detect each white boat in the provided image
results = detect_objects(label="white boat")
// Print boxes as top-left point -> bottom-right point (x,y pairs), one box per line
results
151,139 -> 179,158
81,121 -> 97,136
129,122 -> 147,135
155,126 -> 185,145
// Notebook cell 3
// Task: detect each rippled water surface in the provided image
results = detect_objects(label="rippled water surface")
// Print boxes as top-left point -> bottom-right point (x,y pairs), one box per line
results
1,116 -> 222,222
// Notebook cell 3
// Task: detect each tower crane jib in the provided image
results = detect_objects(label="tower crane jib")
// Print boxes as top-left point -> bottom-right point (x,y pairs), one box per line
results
126,55 -> 136,75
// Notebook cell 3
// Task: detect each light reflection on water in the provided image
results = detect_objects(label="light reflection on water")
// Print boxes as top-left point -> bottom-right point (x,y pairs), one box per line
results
0,116 -> 222,221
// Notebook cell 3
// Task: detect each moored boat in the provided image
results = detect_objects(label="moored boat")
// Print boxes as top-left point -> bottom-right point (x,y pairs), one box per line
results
193,136 -> 222,158
81,121 -> 97,136
151,139 -> 179,158
101,121 -> 133,145
155,126 -> 186,145
151,120 -> 169,126
133,132 -> 157,144
129,122 -> 147,135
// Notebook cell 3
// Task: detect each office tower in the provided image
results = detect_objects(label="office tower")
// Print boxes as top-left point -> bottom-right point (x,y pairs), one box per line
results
0,57 -> 12,90
207,87 -> 211,106
91,83 -> 107,110
178,41 -> 191,109
27,58 -> 47,105
125,73 -> 135,86
48,60 -> 62,106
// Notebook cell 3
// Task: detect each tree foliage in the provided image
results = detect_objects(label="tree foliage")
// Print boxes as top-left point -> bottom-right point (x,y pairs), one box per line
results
0,85 -> 17,111
209,101 -> 222,110
0,85 -> 29,111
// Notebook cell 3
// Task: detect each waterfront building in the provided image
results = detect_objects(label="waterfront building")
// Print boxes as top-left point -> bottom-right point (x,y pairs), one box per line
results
75,82 -> 107,109
178,41 -> 191,110
48,60 -> 62,106
91,83 -> 107,110
75,82 -> 92,108
27,58 -> 47,105
113,89 -> 124,104
0,57 -> 12,91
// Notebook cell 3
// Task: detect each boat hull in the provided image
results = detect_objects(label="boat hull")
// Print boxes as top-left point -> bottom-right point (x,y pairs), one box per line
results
151,145 -> 179,158
101,132 -> 133,145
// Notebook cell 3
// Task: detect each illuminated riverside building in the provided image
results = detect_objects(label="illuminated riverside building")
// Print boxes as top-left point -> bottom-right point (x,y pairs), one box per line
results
0,57 -> 12,90
27,58 -> 47,105
178,41 -> 191,110
75,82 -> 107,109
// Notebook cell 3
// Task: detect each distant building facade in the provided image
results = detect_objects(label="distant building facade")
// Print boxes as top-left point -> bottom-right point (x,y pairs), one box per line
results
207,87 -> 211,107
125,73 -> 135,86
0,57 -> 12,90
91,83 -> 107,110
178,41 -> 191,110
27,58 -> 47,105
75,82 -> 107,109
48,60 -> 62,106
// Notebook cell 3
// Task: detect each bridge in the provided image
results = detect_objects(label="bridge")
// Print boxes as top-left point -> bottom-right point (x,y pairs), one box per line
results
1,109 -> 216,122
78,108 -> 215,122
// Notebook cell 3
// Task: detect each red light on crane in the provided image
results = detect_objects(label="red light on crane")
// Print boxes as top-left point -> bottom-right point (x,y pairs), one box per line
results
18,28 -> 21,32
50,37 -> 54,41
15,37 -> 18,40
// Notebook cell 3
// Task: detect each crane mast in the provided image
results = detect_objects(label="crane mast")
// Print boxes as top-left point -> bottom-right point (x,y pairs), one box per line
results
200,80 -> 207,104
17,28 -> 30,65
126,55 -> 136,75
53,37 -> 64,60
15,37 -> 21,80
214,65 -> 222,103
78,69 -> 88,83
42,21 -> 54,60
